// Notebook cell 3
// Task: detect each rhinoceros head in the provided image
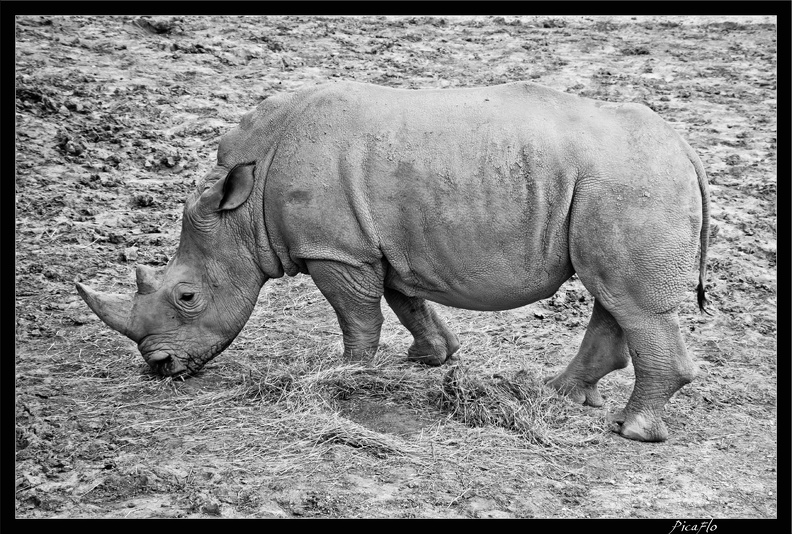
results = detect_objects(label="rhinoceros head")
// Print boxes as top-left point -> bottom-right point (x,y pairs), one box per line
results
76,160 -> 273,376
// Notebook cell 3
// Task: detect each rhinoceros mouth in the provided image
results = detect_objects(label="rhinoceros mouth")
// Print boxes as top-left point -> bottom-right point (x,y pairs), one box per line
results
141,347 -> 220,377
139,338 -> 231,377
138,338 -> 191,377
143,352 -> 190,377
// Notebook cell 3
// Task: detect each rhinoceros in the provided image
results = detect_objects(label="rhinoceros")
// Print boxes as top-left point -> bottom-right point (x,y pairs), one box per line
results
77,81 -> 710,442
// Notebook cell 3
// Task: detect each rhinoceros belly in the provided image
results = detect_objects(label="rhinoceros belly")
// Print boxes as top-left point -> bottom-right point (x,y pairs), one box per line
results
372,156 -> 576,312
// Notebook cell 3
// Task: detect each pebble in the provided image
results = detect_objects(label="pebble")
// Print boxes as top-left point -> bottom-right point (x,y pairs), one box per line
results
122,246 -> 138,262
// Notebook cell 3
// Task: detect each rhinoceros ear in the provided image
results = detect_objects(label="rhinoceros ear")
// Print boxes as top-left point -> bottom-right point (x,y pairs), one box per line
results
200,162 -> 256,212
218,162 -> 256,210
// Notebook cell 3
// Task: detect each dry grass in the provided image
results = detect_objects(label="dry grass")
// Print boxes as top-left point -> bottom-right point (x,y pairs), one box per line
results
439,365 -> 564,446
312,411 -> 414,458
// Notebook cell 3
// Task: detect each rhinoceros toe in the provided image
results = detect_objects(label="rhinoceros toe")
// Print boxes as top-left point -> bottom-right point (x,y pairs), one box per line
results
407,334 -> 458,366
545,373 -> 605,407
617,411 -> 669,442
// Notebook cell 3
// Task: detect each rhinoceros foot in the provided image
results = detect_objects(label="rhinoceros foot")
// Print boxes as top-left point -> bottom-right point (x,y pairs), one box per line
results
407,331 -> 460,366
608,409 -> 669,442
545,373 -> 605,408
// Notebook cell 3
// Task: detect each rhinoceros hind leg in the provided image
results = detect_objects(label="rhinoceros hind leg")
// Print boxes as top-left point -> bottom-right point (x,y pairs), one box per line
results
306,260 -> 385,361
614,311 -> 697,442
546,298 -> 630,407
384,287 -> 460,366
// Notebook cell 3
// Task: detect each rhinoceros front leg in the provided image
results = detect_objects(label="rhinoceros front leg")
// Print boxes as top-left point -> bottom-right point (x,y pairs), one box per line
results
306,259 -> 385,360
383,287 -> 461,366
545,298 -> 630,407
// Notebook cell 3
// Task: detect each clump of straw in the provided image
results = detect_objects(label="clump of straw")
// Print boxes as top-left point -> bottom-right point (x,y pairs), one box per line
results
312,412 -> 412,459
438,364 -> 562,446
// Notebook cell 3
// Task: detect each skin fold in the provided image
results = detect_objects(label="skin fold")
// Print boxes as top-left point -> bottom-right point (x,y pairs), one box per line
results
77,81 -> 710,442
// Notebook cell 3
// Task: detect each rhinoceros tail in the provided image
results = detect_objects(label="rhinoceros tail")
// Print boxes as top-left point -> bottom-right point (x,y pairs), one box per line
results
696,281 -> 709,314
688,146 -> 712,315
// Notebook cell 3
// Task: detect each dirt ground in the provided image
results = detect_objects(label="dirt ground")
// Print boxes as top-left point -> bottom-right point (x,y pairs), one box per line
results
15,15 -> 777,520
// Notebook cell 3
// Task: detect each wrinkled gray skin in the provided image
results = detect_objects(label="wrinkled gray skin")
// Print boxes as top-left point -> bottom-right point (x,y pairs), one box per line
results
77,81 -> 710,442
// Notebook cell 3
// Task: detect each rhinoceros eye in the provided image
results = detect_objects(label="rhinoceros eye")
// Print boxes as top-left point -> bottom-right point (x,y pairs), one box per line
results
180,293 -> 195,302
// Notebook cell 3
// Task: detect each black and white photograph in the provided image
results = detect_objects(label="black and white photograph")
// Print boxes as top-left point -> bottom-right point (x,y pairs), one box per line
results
14,12 -> 778,520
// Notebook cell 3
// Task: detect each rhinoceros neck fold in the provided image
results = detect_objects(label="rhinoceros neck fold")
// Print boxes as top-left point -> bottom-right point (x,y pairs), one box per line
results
252,145 -> 286,279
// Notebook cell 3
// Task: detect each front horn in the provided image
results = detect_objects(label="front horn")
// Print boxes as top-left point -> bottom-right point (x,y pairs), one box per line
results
75,282 -> 140,342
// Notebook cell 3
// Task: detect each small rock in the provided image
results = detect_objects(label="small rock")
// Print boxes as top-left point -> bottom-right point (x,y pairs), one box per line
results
65,140 -> 85,156
121,247 -> 138,262
106,154 -> 123,167
132,16 -> 178,35
108,233 -> 126,244
542,18 -> 566,28
134,194 -> 155,207
621,45 -> 650,55
202,502 -> 221,516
